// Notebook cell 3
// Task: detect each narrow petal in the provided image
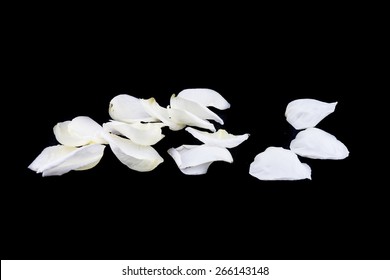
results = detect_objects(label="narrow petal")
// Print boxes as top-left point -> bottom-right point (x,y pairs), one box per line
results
103,121 -> 165,146
28,144 -> 105,176
285,99 -> 338,130
168,108 -> 216,132
109,94 -> 157,123
249,147 -> 311,181
290,127 -> 349,159
178,88 -> 231,110
140,98 -> 185,131
104,133 -> 164,172
170,94 -> 224,124
185,127 -> 249,148
167,144 -> 233,175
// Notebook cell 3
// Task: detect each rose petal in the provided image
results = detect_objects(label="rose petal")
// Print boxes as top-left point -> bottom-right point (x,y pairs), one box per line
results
177,88 -> 231,110
167,144 -> 233,175
28,144 -> 106,176
185,127 -> 249,148
168,108 -> 216,132
170,94 -> 224,124
109,94 -> 157,123
290,127 -> 349,160
103,121 -> 165,146
249,147 -> 311,181
104,133 -> 164,172
285,98 -> 338,130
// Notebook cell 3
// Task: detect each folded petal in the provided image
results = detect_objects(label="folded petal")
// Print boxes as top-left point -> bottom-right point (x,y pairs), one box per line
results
185,127 -> 249,148
140,98 -> 185,131
104,133 -> 164,172
285,99 -> 338,130
103,121 -> 165,146
290,127 -> 349,160
54,116 -> 107,146
249,147 -> 311,181
170,94 -> 224,124
168,108 -> 216,132
178,88 -> 231,110
28,144 -> 106,176
109,94 -> 157,123
167,144 -> 233,175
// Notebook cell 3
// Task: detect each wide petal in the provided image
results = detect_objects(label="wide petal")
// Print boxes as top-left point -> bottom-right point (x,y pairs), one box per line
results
140,98 -> 185,131
28,144 -> 105,176
104,133 -> 164,172
103,121 -> 165,146
168,108 -> 216,132
249,147 -> 311,181
53,121 -> 87,147
109,94 -> 157,123
177,88 -> 231,110
167,144 -> 233,175
290,127 -> 349,159
170,94 -> 224,124
285,98 -> 338,130
185,127 -> 249,148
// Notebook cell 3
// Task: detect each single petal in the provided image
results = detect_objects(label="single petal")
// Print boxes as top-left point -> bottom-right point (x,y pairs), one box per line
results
28,144 -> 105,176
53,121 -> 87,147
104,133 -> 164,172
167,144 -> 233,175
185,127 -> 249,148
140,98 -> 185,131
290,127 -> 349,160
109,94 -> 157,123
249,147 -> 311,181
168,108 -> 216,132
170,94 -> 224,124
285,98 -> 338,130
103,121 -> 165,146
178,88 -> 231,110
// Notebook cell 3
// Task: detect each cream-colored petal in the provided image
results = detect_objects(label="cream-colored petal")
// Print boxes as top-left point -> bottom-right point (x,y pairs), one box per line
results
170,94 -> 224,124
53,121 -> 87,147
285,98 -> 338,130
68,116 -> 107,144
185,127 -> 249,148
167,144 -> 233,175
109,94 -> 157,123
104,133 -> 164,172
140,98 -> 185,131
168,108 -> 216,132
28,144 -> 105,176
290,127 -> 349,160
249,147 -> 311,181
177,88 -> 231,110
103,121 -> 165,146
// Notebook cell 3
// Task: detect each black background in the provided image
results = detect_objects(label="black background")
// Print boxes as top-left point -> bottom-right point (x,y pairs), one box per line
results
4,8 -> 387,260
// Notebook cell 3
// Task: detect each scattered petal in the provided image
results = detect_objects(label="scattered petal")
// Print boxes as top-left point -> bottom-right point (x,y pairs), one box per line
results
178,88 -> 231,110
104,133 -> 164,172
28,144 -> 106,176
290,127 -> 349,160
285,98 -> 338,130
168,108 -> 216,132
249,147 -> 311,181
185,127 -> 249,148
109,94 -> 157,123
103,121 -> 165,146
167,144 -> 233,175
170,94 -> 224,124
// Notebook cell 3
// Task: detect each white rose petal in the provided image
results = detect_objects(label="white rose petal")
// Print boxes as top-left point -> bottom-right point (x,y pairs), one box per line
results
28,144 -> 106,176
103,121 -> 165,146
177,88 -> 231,110
168,108 -> 216,132
290,127 -> 349,160
104,133 -> 164,172
167,144 -> 233,175
109,94 -> 157,123
185,127 -> 249,148
285,98 -> 338,130
170,94 -> 224,124
249,147 -> 311,181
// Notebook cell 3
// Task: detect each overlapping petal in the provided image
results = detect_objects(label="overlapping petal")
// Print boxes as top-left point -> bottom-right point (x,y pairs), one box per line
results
185,127 -> 249,148
178,88 -> 231,110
